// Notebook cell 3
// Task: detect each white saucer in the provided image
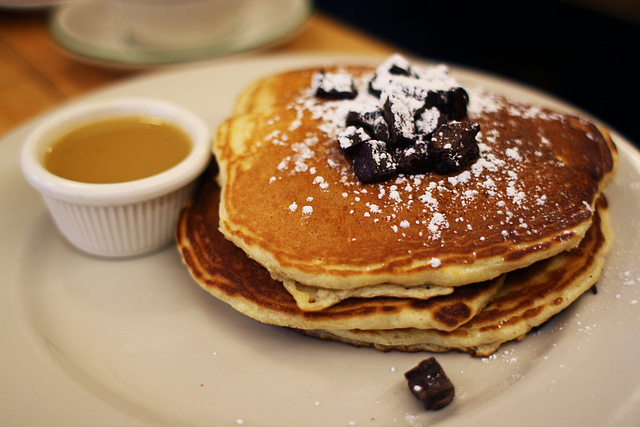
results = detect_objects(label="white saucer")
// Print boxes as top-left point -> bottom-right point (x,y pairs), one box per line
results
49,0 -> 313,67
0,0 -> 62,9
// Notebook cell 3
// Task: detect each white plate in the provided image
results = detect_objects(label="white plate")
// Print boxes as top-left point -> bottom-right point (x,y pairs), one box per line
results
49,0 -> 313,68
1,54 -> 639,427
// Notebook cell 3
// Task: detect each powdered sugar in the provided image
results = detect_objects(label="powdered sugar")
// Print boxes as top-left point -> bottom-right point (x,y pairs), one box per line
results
428,213 -> 447,239
505,147 -> 522,161
262,57 -> 582,248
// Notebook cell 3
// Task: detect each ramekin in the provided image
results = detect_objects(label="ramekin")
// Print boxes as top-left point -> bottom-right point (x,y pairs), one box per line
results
20,97 -> 211,258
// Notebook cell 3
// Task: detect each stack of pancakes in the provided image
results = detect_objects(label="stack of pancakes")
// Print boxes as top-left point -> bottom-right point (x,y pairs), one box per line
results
177,56 -> 617,356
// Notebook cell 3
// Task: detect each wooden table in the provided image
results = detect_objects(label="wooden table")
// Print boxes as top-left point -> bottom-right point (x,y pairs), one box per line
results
0,8 -> 397,139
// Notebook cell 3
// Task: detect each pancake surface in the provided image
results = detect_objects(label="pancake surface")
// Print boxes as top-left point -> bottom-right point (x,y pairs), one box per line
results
214,63 -> 617,291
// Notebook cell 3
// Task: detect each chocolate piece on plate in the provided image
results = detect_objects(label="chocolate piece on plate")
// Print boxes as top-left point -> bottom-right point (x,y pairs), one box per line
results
404,357 -> 455,410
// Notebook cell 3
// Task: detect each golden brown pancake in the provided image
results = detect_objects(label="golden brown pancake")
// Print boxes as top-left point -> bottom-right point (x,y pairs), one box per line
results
300,196 -> 612,356
177,176 -> 611,355
214,65 -> 617,291
177,56 -> 617,356
177,177 -> 504,332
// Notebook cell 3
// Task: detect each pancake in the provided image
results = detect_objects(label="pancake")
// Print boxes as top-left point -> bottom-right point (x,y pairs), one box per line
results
177,173 -> 611,355
300,195 -> 612,356
177,55 -> 617,356
214,61 -> 617,292
177,176 -> 505,332
282,279 -> 453,312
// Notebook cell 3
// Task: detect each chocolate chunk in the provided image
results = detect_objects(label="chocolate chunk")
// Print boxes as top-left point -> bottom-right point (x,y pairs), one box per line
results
316,55 -> 481,185
368,75 -> 384,98
352,140 -> 397,184
425,87 -> 469,121
404,357 -> 455,410
395,139 -> 431,175
414,106 -> 447,138
369,75 -> 432,103
383,94 -> 418,146
376,78 -> 431,103
337,125 -> 371,155
444,87 -> 469,120
311,71 -> 357,99
370,115 -> 391,141
346,106 -> 389,141
368,54 -> 413,96
381,53 -> 412,76
396,80 -> 431,103
429,121 -> 480,174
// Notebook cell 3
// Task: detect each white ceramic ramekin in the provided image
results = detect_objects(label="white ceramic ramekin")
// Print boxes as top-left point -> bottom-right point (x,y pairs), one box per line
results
20,97 -> 211,258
